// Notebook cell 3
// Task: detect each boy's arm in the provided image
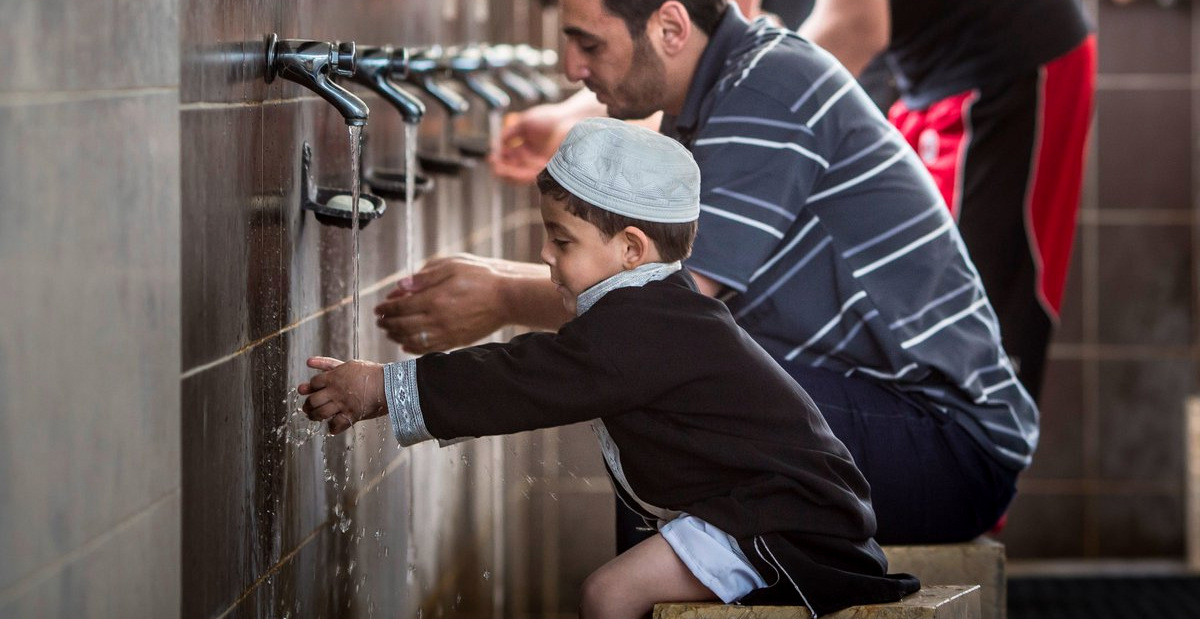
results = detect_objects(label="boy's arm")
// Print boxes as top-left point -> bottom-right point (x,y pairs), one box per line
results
383,326 -> 637,447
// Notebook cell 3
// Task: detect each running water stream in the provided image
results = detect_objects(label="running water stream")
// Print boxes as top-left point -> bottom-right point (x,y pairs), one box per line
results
349,125 -> 363,360
405,122 -> 418,277
487,110 -> 503,258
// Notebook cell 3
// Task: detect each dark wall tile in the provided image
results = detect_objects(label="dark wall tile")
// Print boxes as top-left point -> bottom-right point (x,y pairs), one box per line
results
999,492 -> 1086,559
1028,359 -> 1086,479
1092,493 -> 1184,558
0,0 -> 179,93
1095,225 -> 1192,347
1096,89 -> 1191,211
1097,0 -> 1192,75
182,318 -> 360,618
182,105 -> 268,369
1097,359 -> 1194,481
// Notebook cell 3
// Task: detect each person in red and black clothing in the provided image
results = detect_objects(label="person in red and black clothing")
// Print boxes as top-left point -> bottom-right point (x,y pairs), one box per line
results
799,0 -> 1096,402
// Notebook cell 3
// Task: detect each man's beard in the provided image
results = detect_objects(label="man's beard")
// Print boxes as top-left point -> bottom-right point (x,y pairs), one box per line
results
604,35 -> 667,121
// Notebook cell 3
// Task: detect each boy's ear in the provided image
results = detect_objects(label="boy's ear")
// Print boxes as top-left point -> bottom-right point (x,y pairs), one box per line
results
652,1 -> 693,56
620,226 -> 654,269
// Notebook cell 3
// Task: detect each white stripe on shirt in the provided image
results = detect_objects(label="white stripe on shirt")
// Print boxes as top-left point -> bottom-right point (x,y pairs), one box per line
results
784,291 -> 869,361
807,148 -> 909,205
852,219 -> 955,278
700,204 -> 786,239
900,297 -> 990,349
694,135 -> 830,168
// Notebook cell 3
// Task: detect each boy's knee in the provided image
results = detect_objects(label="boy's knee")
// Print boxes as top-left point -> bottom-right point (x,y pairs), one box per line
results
579,568 -> 626,618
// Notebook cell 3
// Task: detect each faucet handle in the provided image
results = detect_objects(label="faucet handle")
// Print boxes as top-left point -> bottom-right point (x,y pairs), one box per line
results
332,41 -> 357,77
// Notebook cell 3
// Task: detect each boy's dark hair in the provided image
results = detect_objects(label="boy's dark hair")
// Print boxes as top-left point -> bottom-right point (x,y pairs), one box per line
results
602,0 -> 727,38
536,169 -> 697,263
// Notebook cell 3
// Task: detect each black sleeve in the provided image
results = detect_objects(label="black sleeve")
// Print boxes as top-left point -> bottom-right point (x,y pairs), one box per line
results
413,323 -> 640,440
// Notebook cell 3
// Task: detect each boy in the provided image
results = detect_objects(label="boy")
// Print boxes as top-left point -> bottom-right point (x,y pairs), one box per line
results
299,118 -> 918,617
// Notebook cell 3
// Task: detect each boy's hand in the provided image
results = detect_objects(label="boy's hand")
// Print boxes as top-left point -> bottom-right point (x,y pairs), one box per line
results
297,357 -> 388,435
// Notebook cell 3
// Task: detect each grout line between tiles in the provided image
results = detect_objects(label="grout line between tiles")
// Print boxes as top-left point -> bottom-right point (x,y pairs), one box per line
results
213,523 -> 325,619
182,207 -> 541,381
0,488 -> 180,607
0,86 -> 178,106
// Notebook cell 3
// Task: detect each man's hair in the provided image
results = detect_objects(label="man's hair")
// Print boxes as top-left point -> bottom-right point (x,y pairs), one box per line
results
602,0 -> 727,38
536,169 -> 697,263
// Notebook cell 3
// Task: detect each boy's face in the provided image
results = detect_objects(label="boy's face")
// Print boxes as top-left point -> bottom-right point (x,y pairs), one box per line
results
539,195 -> 629,314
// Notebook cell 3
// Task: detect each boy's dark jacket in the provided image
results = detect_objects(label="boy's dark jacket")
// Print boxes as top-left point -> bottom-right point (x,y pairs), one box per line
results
414,270 -> 919,613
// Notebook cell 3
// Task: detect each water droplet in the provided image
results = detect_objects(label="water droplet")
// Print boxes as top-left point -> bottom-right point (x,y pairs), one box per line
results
482,570 -> 491,580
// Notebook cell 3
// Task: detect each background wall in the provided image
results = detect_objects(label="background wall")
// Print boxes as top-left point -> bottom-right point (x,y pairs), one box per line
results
0,0 -> 182,616
995,0 -> 1199,563
0,0 -> 1197,618
177,1 -> 611,617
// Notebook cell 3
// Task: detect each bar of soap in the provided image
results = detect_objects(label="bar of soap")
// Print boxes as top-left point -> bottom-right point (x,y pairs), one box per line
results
326,194 -> 374,213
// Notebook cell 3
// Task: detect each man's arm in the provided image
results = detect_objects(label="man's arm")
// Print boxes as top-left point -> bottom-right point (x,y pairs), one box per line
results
797,0 -> 890,77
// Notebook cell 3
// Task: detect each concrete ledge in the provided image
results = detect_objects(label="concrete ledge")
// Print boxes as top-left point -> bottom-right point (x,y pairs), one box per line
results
653,584 -> 981,619
883,538 -> 1005,619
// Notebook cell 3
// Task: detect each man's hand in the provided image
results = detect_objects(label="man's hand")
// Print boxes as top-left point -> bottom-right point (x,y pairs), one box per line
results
489,104 -> 573,184
375,255 -> 514,353
298,357 -> 387,435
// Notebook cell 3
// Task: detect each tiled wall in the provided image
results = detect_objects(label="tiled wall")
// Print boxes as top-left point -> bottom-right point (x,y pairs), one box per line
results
997,0 -> 1198,560
178,0 -> 612,617
0,0 -> 181,616
3,2 -> 1197,618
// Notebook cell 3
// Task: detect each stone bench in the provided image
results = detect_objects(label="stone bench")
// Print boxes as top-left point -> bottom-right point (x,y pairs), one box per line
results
653,584 -> 981,619
883,538 -> 1006,619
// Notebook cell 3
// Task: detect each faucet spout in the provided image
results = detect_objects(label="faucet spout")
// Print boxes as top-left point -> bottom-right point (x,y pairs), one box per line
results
351,45 -> 425,124
448,46 -> 511,111
265,34 -> 370,126
405,46 -> 470,116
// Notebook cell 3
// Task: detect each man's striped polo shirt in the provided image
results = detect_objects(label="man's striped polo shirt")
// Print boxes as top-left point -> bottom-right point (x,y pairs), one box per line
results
663,8 -> 1039,471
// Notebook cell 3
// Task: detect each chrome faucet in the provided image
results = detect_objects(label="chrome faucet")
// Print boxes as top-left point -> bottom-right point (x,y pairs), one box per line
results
447,46 -> 511,111
265,33 -> 370,126
404,46 -> 471,116
349,45 -> 425,124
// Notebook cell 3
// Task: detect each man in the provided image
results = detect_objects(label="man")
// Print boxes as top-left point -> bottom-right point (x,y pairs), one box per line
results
377,0 -> 1037,545
797,0 -> 1096,401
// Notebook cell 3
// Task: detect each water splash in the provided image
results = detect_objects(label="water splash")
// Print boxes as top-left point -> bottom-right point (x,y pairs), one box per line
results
279,388 -> 319,446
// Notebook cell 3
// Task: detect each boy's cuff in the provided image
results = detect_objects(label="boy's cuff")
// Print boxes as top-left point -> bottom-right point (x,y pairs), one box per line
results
383,360 -> 434,446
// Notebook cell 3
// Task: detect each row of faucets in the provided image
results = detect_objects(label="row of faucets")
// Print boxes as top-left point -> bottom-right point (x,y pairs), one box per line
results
264,34 -> 562,127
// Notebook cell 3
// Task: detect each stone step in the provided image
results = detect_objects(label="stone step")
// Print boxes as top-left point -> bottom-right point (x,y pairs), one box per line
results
653,584 -> 981,619
883,538 -> 1006,619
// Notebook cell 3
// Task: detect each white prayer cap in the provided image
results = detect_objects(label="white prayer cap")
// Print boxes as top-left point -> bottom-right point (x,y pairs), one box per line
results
545,117 -> 700,223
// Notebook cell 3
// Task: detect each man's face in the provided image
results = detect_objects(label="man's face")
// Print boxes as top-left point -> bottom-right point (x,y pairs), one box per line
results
560,0 -> 669,120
